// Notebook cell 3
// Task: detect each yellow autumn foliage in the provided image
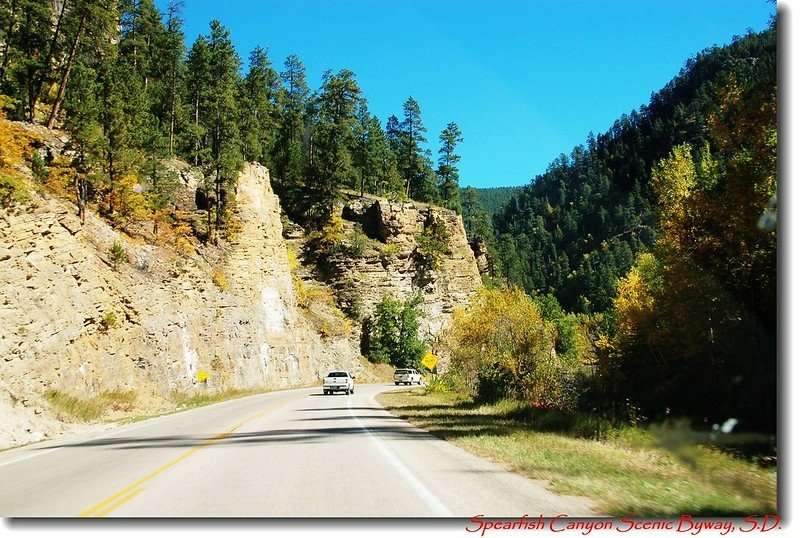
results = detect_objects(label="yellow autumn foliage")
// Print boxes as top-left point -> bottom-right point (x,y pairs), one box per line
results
650,143 -> 696,220
613,254 -> 658,340
0,113 -> 40,207
109,173 -> 150,229
306,213 -> 345,255
446,287 -> 584,410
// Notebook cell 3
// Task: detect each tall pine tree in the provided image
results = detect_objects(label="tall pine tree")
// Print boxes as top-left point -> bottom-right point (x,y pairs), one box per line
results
436,121 -> 462,212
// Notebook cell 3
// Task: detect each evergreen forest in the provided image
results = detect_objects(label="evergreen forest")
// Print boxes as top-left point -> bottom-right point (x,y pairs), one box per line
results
472,24 -> 777,433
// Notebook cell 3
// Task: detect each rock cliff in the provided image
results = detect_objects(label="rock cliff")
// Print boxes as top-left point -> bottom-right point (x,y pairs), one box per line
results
315,195 -> 483,357
1,128 -> 483,449
0,163 -> 362,447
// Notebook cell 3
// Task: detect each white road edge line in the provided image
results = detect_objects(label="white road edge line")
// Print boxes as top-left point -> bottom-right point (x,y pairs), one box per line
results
0,417 -> 168,470
0,390 -> 301,470
348,393 -> 453,517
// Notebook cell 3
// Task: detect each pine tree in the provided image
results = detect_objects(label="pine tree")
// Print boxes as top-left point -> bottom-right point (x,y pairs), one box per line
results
436,121 -> 462,212
118,0 -> 173,214
3,0 -> 52,121
162,0 -> 185,156
119,0 -> 166,89
47,0 -> 118,129
184,35 -> 211,166
375,122 -> 403,197
272,54 -> 309,201
397,96 -> 431,200
205,20 -> 243,238
98,57 -> 147,220
352,100 -> 385,197
306,68 -> 361,227
385,114 -> 401,153
240,45 -> 279,165
62,59 -> 101,223
461,187 -> 492,241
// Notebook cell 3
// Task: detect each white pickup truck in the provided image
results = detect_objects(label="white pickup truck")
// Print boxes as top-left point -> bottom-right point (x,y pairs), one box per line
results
323,371 -> 355,395
394,368 -> 422,385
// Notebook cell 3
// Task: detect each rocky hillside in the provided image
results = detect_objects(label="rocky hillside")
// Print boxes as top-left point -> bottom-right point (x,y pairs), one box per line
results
0,160 -> 367,447
1,128 -> 483,449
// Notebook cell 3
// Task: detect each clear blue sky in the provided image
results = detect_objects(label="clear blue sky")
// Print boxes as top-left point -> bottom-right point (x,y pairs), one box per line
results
161,0 -> 775,189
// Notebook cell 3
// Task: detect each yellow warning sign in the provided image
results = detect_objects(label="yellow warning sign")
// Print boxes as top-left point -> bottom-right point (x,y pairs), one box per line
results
421,352 -> 439,371
196,370 -> 209,383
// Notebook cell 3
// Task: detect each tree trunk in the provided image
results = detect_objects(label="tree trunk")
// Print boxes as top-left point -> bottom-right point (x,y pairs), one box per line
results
193,91 -> 199,165
0,0 -> 18,85
46,11 -> 87,129
168,65 -> 177,153
75,171 -> 86,224
30,0 -> 68,123
107,145 -> 115,215
169,95 -> 175,154
213,118 -> 222,240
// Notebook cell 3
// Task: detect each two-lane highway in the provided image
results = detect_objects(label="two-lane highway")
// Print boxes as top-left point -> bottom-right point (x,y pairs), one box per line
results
0,384 -> 595,517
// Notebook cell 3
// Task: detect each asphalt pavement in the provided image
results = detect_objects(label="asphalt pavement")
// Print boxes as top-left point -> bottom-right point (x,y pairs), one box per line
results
0,383 -> 595,517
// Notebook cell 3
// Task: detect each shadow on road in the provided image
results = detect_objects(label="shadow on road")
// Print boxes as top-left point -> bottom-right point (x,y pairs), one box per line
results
33,416 -> 441,452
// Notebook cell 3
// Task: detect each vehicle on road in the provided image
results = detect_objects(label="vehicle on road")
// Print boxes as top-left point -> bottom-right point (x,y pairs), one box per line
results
394,368 -> 422,385
323,371 -> 355,395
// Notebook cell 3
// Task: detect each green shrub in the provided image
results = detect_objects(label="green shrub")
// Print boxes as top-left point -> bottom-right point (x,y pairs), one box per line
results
426,372 -> 460,394
0,172 -> 28,207
212,269 -> 228,291
30,151 -> 48,182
446,287 -> 585,411
414,217 -> 449,271
341,225 -> 369,257
109,241 -> 127,269
43,389 -> 137,421
335,280 -> 364,321
379,242 -> 399,263
100,311 -> 117,331
306,214 -> 345,257
170,388 -> 261,410
365,294 -> 427,368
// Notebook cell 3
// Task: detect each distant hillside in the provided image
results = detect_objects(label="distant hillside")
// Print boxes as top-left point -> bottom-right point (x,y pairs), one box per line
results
460,186 -> 524,216
493,26 -> 776,314
490,25 -> 776,430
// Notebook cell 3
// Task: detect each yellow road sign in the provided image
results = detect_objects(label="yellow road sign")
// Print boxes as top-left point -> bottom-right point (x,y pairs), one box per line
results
421,352 -> 439,371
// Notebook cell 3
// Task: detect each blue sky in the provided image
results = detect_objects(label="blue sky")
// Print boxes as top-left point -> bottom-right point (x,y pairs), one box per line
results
162,0 -> 775,189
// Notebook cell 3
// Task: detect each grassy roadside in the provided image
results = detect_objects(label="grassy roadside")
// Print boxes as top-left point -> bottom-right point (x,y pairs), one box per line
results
40,387 -> 268,425
376,389 -> 777,517
39,358 -> 393,428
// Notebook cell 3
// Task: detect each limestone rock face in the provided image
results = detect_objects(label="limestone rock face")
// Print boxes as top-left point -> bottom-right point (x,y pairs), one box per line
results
330,196 -> 482,358
0,163 -> 360,448
0,149 -> 482,448
470,239 -> 490,274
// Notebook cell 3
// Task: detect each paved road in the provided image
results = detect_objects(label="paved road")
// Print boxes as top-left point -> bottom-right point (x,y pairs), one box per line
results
0,384 -> 595,517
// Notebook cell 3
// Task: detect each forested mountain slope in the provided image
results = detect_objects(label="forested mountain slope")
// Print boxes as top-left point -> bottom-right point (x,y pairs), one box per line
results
489,25 -> 776,430
493,26 -> 776,315
461,186 -> 523,217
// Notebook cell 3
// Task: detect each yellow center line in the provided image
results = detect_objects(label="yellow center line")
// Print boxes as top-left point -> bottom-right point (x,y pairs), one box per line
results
92,488 -> 145,517
79,394 -> 302,517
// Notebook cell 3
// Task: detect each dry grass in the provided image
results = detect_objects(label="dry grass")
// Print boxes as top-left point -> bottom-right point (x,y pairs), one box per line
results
43,389 -> 138,421
169,388 -> 265,410
377,389 -> 777,517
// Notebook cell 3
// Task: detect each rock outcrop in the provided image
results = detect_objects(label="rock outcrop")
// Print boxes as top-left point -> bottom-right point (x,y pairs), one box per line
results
324,195 -> 482,356
0,133 -> 484,448
0,163 -> 362,447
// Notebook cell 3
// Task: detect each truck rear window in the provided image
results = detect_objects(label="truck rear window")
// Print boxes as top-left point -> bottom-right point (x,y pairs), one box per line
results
327,372 -> 347,377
